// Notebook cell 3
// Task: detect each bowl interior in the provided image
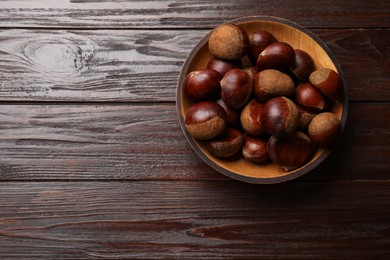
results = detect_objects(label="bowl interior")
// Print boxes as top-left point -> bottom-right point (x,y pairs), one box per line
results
177,16 -> 347,184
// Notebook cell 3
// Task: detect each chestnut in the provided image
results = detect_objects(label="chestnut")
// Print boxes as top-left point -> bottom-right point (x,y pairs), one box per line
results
221,69 -> 252,109
253,69 -> 295,102
267,131 -> 314,171
259,97 -> 298,137
292,49 -> 315,82
240,99 -> 267,135
308,112 -> 341,147
183,69 -> 222,101
309,68 -> 343,101
207,57 -> 242,77
296,105 -> 316,130
216,98 -> 240,127
257,42 -> 295,72
206,128 -> 243,158
248,30 -> 277,65
185,101 -> 227,140
208,23 -> 249,60
243,66 -> 258,80
242,135 -> 269,163
295,82 -> 327,112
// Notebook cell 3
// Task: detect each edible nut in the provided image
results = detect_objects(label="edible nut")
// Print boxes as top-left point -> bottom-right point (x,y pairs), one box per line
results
296,105 -> 316,130
242,135 -> 269,163
308,112 -> 341,147
248,30 -> 277,65
206,128 -> 243,158
183,69 -> 222,101
257,42 -> 295,72
185,101 -> 227,140
292,49 -> 315,82
240,99 -> 267,135
207,57 -> 242,77
309,68 -> 343,101
253,69 -> 295,102
260,96 -> 298,137
295,82 -> 327,112
267,131 -> 314,171
208,23 -> 249,60
221,69 -> 252,109
216,98 -> 240,127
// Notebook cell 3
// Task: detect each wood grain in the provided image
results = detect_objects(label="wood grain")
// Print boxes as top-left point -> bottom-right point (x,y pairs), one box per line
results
0,0 -> 389,29
0,103 -> 388,181
0,29 -> 388,102
0,180 -> 389,259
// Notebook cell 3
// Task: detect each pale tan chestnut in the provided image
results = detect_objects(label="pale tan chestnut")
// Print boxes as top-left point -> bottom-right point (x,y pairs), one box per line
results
253,69 -> 295,102
208,23 -> 249,60
308,112 -> 341,147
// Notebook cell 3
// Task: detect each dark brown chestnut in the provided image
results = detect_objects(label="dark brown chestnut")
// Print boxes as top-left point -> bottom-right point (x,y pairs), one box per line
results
242,135 -> 269,163
185,101 -> 227,140
259,97 -> 298,137
221,69 -> 252,109
292,49 -> 315,82
183,69 -> 222,101
253,69 -> 295,102
240,99 -> 267,135
295,82 -> 327,112
216,98 -> 240,127
267,131 -> 314,171
207,57 -> 242,77
257,42 -> 295,72
248,30 -> 277,65
208,23 -> 249,60
309,68 -> 343,101
206,128 -> 243,158
308,112 -> 341,147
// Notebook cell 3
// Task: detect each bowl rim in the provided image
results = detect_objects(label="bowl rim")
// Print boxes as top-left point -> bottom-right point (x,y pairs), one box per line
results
176,15 -> 348,184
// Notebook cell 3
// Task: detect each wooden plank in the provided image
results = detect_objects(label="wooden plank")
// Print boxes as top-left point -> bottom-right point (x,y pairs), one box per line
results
0,180 -> 389,258
0,29 -> 389,102
0,0 -> 389,29
0,103 -> 388,181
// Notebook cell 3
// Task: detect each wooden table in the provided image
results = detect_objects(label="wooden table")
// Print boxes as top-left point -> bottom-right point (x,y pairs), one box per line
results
0,1 -> 389,258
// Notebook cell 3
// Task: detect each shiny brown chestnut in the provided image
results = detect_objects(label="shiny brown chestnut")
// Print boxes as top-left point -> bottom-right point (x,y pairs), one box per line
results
309,68 -> 343,101
182,69 -> 222,101
257,42 -> 295,72
295,82 -> 327,112
185,101 -> 227,140
240,99 -> 267,135
206,57 -> 242,77
206,128 -> 243,158
308,112 -> 341,147
267,131 -> 314,171
292,49 -> 315,82
248,30 -> 277,65
221,69 -> 252,109
259,96 -> 298,137
208,23 -> 249,60
216,98 -> 240,127
253,69 -> 295,102
242,135 -> 269,163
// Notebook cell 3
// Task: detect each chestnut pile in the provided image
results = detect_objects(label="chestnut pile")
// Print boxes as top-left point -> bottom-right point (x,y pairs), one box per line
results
183,23 -> 343,171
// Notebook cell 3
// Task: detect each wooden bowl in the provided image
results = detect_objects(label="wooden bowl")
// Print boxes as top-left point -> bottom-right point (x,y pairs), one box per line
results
176,16 -> 348,184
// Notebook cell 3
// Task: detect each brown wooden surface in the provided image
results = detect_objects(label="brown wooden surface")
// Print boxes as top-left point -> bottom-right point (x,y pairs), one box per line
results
0,0 -> 389,258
